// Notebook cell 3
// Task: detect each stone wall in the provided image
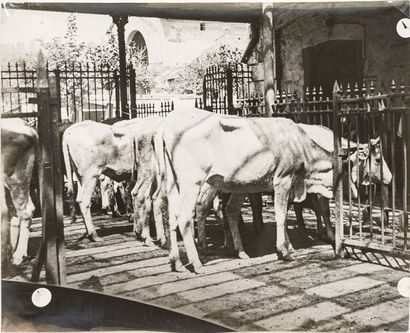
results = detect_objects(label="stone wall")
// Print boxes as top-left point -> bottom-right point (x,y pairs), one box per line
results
248,8 -> 410,97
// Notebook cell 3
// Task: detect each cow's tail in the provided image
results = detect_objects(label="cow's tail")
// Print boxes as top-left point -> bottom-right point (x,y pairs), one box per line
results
152,127 -> 167,197
62,132 -> 77,223
131,136 -> 137,182
62,134 -> 74,195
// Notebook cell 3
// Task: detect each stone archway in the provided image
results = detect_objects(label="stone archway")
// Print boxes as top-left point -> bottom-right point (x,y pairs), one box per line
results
126,17 -> 167,65
130,31 -> 149,65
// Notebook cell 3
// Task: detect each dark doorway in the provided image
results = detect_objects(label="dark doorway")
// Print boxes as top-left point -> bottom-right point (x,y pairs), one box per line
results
303,40 -> 364,98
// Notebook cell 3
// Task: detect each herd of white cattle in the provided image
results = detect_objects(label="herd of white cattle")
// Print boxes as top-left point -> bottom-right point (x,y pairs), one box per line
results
1,107 -> 392,274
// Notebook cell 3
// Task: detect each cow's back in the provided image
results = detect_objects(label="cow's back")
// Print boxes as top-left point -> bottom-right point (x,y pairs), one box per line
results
1,119 -> 38,176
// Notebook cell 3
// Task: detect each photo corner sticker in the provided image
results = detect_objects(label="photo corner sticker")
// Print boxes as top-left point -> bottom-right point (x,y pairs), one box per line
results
31,288 -> 52,307
397,277 -> 410,298
396,18 -> 410,38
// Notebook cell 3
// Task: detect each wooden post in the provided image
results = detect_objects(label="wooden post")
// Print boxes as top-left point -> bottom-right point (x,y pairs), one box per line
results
114,70 -> 120,118
129,64 -> 136,119
202,78 -> 207,110
332,80 -> 344,257
112,15 -> 129,119
226,67 -> 234,115
262,3 -> 276,117
31,51 -> 66,285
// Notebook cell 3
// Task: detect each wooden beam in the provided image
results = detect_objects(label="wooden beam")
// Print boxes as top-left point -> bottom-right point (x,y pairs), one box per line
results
31,52 -> 66,285
5,2 -> 262,23
262,3 -> 275,117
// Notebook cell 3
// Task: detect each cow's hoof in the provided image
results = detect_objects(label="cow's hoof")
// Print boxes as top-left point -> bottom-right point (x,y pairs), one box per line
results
159,237 -> 168,249
144,238 -> 156,248
12,255 -> 24,266
193,264 -> 204,274
238,251 -> 250,259
170,259 -> 186,272
89,232 -> 103,242
277,250 -> 294,261
280,253 -> 294,261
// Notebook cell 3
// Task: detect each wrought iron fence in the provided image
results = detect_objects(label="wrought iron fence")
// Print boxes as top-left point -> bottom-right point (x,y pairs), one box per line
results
1,62 -> 121,123
271,85 -> 333,128
129,101 -> 174,119
56,62 -> 119,122
202,63 -> 257,115
1,62 -> 38,126
332,80 -> 409,262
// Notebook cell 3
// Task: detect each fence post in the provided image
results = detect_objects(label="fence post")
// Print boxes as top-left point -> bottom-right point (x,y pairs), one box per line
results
31,51 -> 66,285
114,70 -> 120,118
202,77 -> 207,110
129,63 -> 136,118
332,80 -> 344,257
226,67 -> 234,115
54,68 -> 62,123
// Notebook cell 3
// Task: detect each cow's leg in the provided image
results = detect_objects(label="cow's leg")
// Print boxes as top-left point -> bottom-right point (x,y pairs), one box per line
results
225,193 -> 249,259
166,188 -> 184,272
249,192 -> 264,233
132,183 -> 155,247
293,203 -> 306,231
112,181 -> 125,217
9,184 -> 35,265
125,181 -> 135,216
67,182 -> 77,224
77,175 -> 102,242
1,186 -> 12,275
9,216 -> 19,252
274,178 -> 294,261
213,195 -> 223,222
177,188 -> 204,273
314,207 -> 326,239
317,196 -> 337,252
196,184 -> 218,253
305,195 -> 326,238
152,192 -> 167,248
140,201 -> 155,248
220,193 -> 233,249
99,176 -> 111,215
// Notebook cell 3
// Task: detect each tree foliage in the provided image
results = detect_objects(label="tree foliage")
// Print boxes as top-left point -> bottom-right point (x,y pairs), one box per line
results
11,14 -> 156,93
170,45 -> 243,94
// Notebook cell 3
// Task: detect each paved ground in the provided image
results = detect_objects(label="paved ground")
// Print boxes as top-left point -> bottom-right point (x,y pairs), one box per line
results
6,204 -> 410,332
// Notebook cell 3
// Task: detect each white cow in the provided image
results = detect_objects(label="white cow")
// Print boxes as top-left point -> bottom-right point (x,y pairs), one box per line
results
148,108 -> 340,273
62,117 -> 163,243
1,118 -> 37,265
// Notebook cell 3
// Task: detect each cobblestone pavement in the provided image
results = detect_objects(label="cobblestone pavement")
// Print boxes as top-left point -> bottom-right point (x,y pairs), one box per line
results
6,204 -> 410,332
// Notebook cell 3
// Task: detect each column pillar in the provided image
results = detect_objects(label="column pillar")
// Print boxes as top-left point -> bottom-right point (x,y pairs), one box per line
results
112,15 -> 129,119
262,3 -> 276,117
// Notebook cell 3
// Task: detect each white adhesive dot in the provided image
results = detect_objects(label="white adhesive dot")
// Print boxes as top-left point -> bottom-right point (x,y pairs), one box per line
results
31,287 -> 52,307
397,277 -> 410,298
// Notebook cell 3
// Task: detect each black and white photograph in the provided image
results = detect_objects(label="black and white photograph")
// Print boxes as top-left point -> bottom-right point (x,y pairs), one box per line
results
1,1 -> 409,332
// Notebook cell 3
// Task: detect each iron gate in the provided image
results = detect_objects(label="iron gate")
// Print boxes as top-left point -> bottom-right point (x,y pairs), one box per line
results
202,63 -> 264,116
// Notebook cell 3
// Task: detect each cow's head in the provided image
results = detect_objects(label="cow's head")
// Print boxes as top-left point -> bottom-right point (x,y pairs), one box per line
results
350,137 -> 392,186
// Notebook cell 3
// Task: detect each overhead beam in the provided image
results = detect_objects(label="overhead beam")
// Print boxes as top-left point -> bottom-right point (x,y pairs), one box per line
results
4,2 -> 262,23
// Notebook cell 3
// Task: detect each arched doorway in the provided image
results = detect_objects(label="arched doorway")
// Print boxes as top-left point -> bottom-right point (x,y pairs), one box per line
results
303,40 -> 364,97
